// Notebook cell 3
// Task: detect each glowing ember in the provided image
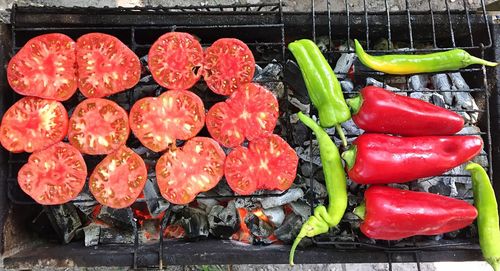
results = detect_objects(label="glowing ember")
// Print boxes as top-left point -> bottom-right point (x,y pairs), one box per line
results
164,224 -> 186,239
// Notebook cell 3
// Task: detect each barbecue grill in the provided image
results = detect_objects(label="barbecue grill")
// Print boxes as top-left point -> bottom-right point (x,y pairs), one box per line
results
0,0 -> 499,269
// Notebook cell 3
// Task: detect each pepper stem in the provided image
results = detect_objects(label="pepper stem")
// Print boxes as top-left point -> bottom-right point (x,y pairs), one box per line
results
341,146 -> 357,170
467,55 -> 498,67
491,259 -> 500,271
336,124 -> 347,147
346,95 -> 363,115
289,236 -> 303,265
353,202 -> 366,220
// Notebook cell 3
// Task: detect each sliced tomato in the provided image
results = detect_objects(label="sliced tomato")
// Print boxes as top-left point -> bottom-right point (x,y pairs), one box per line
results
149,32 -> 203,90
203,38 -> 255,95
7,33 -> 78,101
77,33 -> 141,98
68,98 -> 129,155
0,97 -> 68,153
224,134 -> 298,195
18,142 -> 87,205
206,83 -> 279,148
89,146 -> 147,208
156,137 -> 225,205
129,90 -> 205,152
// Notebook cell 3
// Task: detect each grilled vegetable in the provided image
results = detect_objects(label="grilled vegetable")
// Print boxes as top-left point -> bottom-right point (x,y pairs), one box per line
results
347,86 -> 464,136
288,39 -> 351,146
354,186 -> 478,240
354,39 -> 497,75
466,163 -> 500,271
289,112 -> 348,265
342,134 -> 483,184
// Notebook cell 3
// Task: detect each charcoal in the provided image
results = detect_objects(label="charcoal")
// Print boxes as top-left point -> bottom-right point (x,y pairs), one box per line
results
341,118 -> 363,136
431,93 -> 446,108
83,223 -> 101,247
131,84 -> 162,102
99,227 -> 134,245
289,200 -> 312,221
295,140 -> 321,166
366,77 -> 401,93
457,125 -> 481,135
73,185 -> 98,216
448,72 -> 469,90
288,96 -> 310,113
457,111 -> 472,124
45,204 -> 82,244
409,91 -> 433,103
254,64 -> 263,77
275,213 -> 304,243
263,207 -> 285,227
208,201 -> 239,239
140,54 -> 149,70
373,38 -> 395,50
260,188 -> 304,209
333,43 -> 356,80
315,36 -> 330,53
416,176 -> 457,197
197,196 -> 219,213
254,60 -> 282,80
408,74 -> 429,91
140,74 -> 153,83
139,219 -> 161,244
143,179 -> 170,218
300,162 -> 314,177
473,149 -> 489,167
340,79 -> 354,93
284,60 -> 309,104
245,213 -> 274,245
291,120 -> 310,147
234,197 -> 260,210
303,177 -> 328,200
213,180 -> 234,196
97,206 -> 136,231
431,74 -> 453,104
177,207 -> 209,239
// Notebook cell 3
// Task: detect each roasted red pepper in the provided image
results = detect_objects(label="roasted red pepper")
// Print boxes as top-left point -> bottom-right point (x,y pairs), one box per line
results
342,134 -> 483,184
347,86 -> 464,136
354,186 -> 478,240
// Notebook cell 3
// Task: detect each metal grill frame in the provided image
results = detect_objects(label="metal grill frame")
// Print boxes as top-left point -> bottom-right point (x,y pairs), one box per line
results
1,0 -> 498,268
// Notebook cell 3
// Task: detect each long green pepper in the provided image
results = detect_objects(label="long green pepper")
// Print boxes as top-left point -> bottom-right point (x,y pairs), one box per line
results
288,39 -> 351,147
466,163 -> 500,271
354,39 -> 497,75
289,112 -> 348,265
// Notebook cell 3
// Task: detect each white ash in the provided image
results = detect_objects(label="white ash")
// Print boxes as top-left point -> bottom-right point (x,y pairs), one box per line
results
83,223 -> 101,247
334,42 -> 356,80
431,74 -> 453,104
259,188 -> 304,209
408,74 -> 430,91
315,36 -> 331,53
416,176 -> 458,197
288,96 -> 310,113
457,125 -> 481,135
366,77 -> 401,93
143,179 -> 170,218
289,200 -> 312,221
295,140 -> 322,166
234,197 -> 260,210
341,118 -> 363,136
263,207 -> 285,227
340,79 -> 354,93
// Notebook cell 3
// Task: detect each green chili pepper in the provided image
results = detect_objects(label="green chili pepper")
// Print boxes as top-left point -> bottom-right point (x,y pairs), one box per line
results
466,162 -> 500,271
288,39 -> 351,147
354,39 -> 498,75
289,112 -> 348,265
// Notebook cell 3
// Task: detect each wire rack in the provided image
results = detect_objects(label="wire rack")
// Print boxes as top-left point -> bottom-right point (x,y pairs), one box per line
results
306,0 -> 494,270
2,0 -> 497,269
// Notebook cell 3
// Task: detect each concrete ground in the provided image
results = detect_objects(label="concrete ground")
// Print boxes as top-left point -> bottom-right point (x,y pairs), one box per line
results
0,0 -> 495,270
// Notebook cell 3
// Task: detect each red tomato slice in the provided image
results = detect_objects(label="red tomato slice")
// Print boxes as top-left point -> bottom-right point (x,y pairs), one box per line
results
224,134 -> 298,195
89,146 -> 147,209
0,97 -> 68,153
203,38 -> 255,96
7,33 -> 78,101
18,142 -> 87,205
77,33 -> 141,98
149,32 -> 203,90
68,98 -> 129,155
129,90 -> 205,152
206,83 -> 279,148
156,137 -> 225,205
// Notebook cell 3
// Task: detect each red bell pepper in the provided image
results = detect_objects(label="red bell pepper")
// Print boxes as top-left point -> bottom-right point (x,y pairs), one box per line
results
354,186 -> 478,240
342,133 -> 483,184
347,86 -> 464,136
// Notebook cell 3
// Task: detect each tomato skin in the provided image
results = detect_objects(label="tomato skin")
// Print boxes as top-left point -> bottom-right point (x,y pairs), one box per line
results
149,32 -> 203,90
89,146 -> 147,209
206,83 -> 279,148
224,134 -> 298,195
77,33 -> 141,98
18,142 -> 87,205
156,137 -> 225,205
68,98 -> 130,155
203,38 -> 255,96
0,97 -> 68,153
129,90 -> 205,152
7,33 -> 78,101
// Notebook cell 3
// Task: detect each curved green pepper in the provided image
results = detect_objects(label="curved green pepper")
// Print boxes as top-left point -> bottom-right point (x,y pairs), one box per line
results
288,39 -> 351,147
466,163 -> 500,271
354,39 -> 497,75
289,112 -> 348,265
